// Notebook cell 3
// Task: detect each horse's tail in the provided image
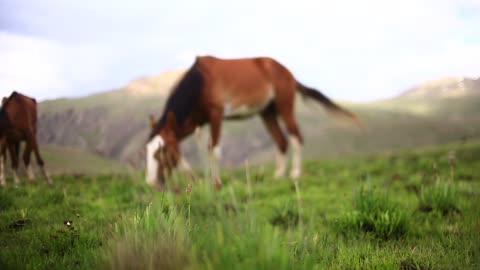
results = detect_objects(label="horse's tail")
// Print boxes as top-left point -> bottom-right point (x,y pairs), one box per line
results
296,81 -> 363,127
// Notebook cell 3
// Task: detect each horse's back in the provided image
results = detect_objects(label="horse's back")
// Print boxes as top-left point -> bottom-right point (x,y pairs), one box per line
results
197,56 -> 294,90
193,56 -> 297,116
196,55 -> 292,79
2,92 -> 37,133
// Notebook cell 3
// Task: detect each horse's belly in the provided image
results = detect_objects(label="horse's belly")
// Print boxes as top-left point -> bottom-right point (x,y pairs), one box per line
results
223,98 -> 273,120
221,85 -> 275,120
224,105 -> 262,119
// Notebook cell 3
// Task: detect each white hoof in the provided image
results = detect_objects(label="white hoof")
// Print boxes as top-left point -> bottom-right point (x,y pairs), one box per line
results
290,169 -> 301,180
13,174 -> 20,185
27,167 -> 35,181
274,169 -> 285,179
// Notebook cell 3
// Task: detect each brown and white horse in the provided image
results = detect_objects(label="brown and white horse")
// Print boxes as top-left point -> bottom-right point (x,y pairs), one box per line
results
146,56 -> 360,189
0,91 -> 52,186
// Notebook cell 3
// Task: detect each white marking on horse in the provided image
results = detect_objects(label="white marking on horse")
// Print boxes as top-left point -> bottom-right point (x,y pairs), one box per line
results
208,145 -> 222,186
289,136 -> 302,179
212,145 -> 222,160
145,135 -> 164,186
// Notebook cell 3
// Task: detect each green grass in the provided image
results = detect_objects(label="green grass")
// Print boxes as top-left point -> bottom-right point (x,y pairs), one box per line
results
419,180 -> 459,216
334,187 -> 410,240
1,141 -> 480,269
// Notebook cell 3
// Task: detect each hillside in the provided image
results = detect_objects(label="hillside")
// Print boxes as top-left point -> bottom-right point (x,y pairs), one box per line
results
38,71 -> 185,164
36,73 -> 480,167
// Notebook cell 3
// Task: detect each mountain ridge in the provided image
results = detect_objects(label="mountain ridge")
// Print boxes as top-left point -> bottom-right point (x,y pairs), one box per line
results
34,71 -> 480,168
397,76 -> 480,99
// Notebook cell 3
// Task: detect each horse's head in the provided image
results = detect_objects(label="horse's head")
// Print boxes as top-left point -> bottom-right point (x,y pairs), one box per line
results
145,112 -> 180,188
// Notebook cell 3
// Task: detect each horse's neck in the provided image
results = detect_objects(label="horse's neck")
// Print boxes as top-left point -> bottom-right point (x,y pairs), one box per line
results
178,123 -> 197,141
178,113 -> 206,141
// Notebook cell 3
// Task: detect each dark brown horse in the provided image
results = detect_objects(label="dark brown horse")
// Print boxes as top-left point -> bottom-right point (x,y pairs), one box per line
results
0,91 -> 52,186
146,56 -> 361,189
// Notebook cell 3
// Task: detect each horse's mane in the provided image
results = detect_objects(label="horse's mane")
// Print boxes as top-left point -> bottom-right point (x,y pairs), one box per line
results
2,91 -> 18,108
149,62 -> 204,139
0,91 -> 18,133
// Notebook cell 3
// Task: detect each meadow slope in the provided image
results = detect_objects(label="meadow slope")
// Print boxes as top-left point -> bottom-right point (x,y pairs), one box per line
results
1,141 -> 479,269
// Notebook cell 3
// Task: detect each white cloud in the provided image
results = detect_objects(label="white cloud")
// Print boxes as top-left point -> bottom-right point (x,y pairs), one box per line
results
0,31 -> 117,100
0,32 -> 68,100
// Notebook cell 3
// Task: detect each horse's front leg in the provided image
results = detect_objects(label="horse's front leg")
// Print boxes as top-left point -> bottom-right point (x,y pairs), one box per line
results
207,109 -> 223,189
178,157 -> 198,181
0,137 -> 6,186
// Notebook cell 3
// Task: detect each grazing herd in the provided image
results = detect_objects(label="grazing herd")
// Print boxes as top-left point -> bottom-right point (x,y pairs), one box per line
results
1,56 -> 360,190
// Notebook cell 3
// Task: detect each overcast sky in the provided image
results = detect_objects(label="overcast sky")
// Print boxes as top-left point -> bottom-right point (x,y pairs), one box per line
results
1,0 -> 480,102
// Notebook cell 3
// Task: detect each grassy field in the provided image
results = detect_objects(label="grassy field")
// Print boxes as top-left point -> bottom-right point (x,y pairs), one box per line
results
1,144 -> 126,177
0,141 -> 479,269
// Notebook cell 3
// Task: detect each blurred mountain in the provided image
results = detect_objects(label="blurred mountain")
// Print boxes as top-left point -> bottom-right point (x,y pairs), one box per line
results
398,77 -> 480,99
35,72 -> 480,168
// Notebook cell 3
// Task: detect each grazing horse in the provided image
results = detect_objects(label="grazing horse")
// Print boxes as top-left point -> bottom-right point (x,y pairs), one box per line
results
0,91 -> 52,186
146,56 -> 360,190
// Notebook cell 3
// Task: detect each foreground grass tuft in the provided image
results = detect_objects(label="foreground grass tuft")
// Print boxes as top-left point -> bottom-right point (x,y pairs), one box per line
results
400,258 -> 432,270
419,180 -> 459,216
270,203 -> 302,229
101,197 -> 192,270
334,187 -> 410,240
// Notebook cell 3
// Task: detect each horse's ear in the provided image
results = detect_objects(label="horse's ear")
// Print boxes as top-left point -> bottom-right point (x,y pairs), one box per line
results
166,111 -> 177,129
2,97 -> 7,106
148,114 -> 156,129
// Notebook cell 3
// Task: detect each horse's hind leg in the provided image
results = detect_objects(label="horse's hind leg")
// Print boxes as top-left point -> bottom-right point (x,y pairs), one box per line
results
23,143 -> 35,181
28,135 -> 52,184
7,141 -> 21,185
260,105 -> 288,178
282,115 -> 303,180
274,87 -> 304,180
